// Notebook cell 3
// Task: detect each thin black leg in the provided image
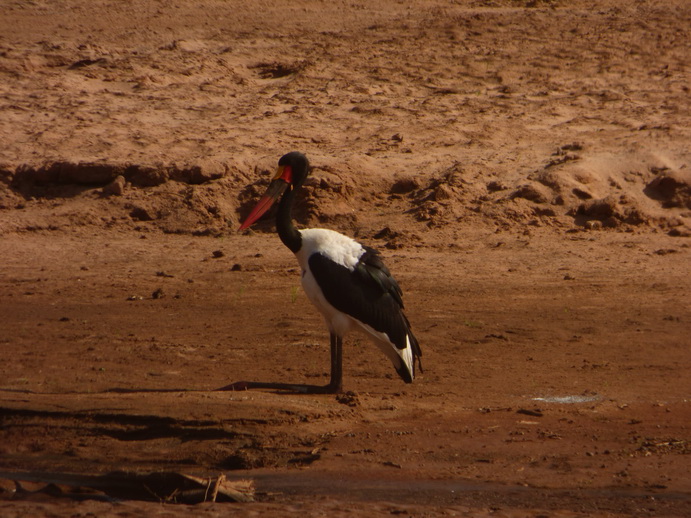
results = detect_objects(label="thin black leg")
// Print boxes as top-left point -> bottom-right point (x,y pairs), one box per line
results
327,333 -> 343,393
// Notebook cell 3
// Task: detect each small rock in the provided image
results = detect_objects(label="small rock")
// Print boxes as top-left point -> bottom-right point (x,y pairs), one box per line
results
152,288 -> 164,299
390,176 -> 419,194
173,160 -> 227,184
584,220 -> 602,230
646,169 -> 691,209
172,39 -> 208,53
102,175 -> 126,196
212,250 -> 225,258
572,188 -> 593,200
669,226 -> 691,237
433,184 -> 454,201
373,227 -> 399,240
511,183 -> 549,204
129,205 -> 155,221
560,142 -> 583,152
487,180 -> 507,192
128,165 -> 168,186
336,391 -> 360,407
318,174 -> 344,192
577,196 -> 618,219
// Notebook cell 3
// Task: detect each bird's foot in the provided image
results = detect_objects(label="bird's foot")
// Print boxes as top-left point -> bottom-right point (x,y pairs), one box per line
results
321,381 -> 343,394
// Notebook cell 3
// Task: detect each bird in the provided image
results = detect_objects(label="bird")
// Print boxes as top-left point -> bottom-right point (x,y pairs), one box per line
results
228,151 -> 422,393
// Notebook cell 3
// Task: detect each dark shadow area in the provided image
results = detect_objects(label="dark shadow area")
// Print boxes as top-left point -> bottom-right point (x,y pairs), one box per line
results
8,162 -> 229,200
215,380 -> 339,395
0,470 -> 254,503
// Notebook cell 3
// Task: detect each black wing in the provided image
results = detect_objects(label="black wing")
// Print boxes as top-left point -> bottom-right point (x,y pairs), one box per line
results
308,246 -> 420,359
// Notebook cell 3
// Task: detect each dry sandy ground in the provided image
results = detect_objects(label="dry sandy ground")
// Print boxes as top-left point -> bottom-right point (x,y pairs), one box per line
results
0,0 -> 690,516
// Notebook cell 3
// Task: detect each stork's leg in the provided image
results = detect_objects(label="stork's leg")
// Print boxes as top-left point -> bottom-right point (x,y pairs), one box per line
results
326,333 -> 343,393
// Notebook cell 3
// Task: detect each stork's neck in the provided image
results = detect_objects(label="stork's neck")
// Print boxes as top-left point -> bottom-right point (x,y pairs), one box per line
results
277,183 -> 302,253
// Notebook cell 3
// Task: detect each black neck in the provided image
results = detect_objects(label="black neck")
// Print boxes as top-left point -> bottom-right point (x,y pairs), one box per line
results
277,184 -> 302,253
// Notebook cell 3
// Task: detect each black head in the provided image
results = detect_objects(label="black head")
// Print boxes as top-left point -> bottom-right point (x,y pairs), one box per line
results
239,151 -> 311,231
278,151 -> 311,186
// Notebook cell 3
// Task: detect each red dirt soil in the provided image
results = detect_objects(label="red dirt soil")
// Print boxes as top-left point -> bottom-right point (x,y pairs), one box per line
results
0,0 -> 689,516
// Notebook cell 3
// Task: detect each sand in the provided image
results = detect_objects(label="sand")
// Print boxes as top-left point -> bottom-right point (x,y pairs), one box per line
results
0,0 -> 689,516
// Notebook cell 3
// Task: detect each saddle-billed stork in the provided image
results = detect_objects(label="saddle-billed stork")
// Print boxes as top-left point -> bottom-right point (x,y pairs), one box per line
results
229,151 -> 422,393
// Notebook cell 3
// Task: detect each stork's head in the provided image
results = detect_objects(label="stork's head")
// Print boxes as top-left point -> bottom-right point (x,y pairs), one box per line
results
239,152 -> 311,230
277,151 -> 310,186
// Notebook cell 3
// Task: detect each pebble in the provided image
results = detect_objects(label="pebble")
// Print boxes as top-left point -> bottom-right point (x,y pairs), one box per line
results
102,175 -> 126,196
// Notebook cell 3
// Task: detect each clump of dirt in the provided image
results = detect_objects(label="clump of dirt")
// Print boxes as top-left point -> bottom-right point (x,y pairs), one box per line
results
571,194 -> 649,228
645,168 -> 691,209
510,183 -> 553,205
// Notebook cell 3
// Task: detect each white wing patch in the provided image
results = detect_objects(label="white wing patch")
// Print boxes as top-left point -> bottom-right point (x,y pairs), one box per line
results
295,228 -> 364,272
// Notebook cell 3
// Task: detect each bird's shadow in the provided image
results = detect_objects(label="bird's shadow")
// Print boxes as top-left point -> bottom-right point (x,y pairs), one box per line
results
215,381 -> 339,395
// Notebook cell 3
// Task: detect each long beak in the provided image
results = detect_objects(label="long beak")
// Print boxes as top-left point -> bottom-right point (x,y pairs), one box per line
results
239,180 -> 289,230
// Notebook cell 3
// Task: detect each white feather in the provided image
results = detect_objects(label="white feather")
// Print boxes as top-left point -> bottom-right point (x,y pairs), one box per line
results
295,228 -> 364,272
